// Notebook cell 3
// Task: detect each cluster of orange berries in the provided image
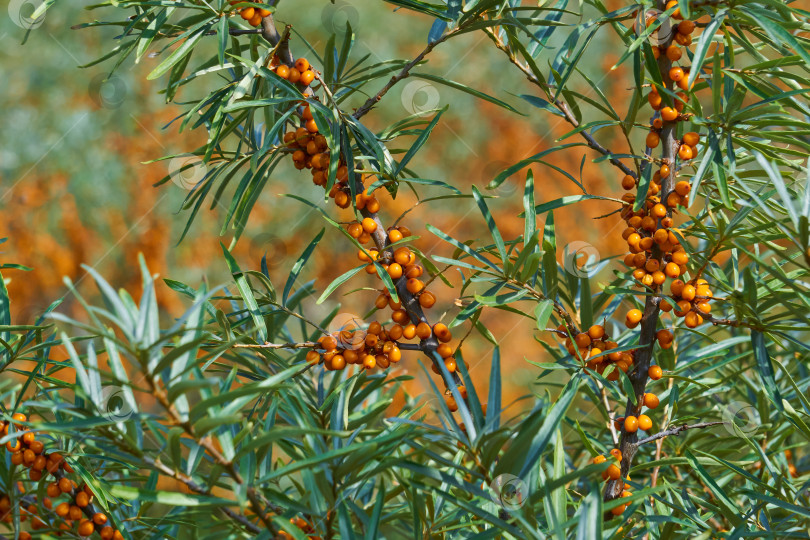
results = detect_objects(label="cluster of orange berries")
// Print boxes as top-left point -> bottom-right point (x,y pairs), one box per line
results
279,516 -> 320,539
2,414 -> 124,539
647,1 -> 697,61
273,57 -> 317,87
307,321 -> 404,371
592,451 -> 634,515
229,1 -> 271,27
275,57 -> 460,395
561,324 -> 629,381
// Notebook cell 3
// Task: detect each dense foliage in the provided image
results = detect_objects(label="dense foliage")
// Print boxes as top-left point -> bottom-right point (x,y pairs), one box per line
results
2,0 -> 810,538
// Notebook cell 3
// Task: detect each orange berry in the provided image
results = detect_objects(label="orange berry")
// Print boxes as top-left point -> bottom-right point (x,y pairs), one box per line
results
416,322 -> 432,340
299,69 -> 315,86
678,20 -> 696,34
661,107 -> 678,122
669,67 -> 684,82
638,414 -> 653,431
593,455 -> 607,465
683,132 -> 700,147
93,513 -> 108,526
59,477 -> 73,493
678,144 -> 694,160
76,491 -> 90,508
403,324 -> 417,339
78,519 -> 95,536
666,44 -> 682,61
652,203 -> 667,218
681,284 -> 696,301
611,503 -> 627,516
361,217 -> 377,233
387,263 -> 403,279
55,501 -> 70,517
646,131 -> 660,148
607,464 -> 622,480
388,229 -> 403,243
295,58 -> 310,72
644,393 -> 660,409
624,416 -> 639,433
626,309 -> 643,328
406,278 -> 424,294
276,65 -> 290,79
419,291 -> 436,308
587,325 -> 605,340
100,527 -> 115,540
621,175 -> 636,190
664,262 -> 680,278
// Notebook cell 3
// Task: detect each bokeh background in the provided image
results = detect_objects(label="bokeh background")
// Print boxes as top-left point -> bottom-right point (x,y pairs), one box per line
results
2,0 -> 632,406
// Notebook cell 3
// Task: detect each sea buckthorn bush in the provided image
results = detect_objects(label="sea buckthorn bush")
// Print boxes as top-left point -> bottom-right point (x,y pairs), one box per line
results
3,0 -> 810,538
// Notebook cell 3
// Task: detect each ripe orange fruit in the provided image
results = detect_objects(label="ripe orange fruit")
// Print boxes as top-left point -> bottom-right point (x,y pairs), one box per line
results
669,67 -> 684,82
593,455 -> 607,465
681,284 -> 696,301
406,278 -> 424,294
416,322 -> 432,339
574,333 -> 592,348
100,527 -> 115,540
678,20 -> 695,34
624,416 -> 639,433
93,513 -> 108,526
295,58 -> 310,72
607,464 -> 622,480
661,107 -> 678,122
588,325 -> 605,340
666,44 -> 682,61
678,144 -> 694,160
78,519 -> 95,536
419,291 -> 436,308
387,263 -> 403,279
55,502 -> 70,517
646,131 -> 660,148
361,217 -> 377,233
638,414 -> 653,431
76,491 -> 90,508
644,393 -> 660,409
276,65 -> 290,79
611,503 -> 627,516
622,175 -> 636,190
626,309 -> 643,328
433,323 -> 452,342
388,229 -> 403,243
299,70 -> 315,86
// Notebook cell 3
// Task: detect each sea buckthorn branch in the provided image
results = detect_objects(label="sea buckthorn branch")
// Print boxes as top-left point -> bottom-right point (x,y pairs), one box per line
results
142,372 -> 278,534
632,421 -> 725,447
603,0 -> 705,510
352,24 -> 466,120
481,27 -> 638,180
142,456 -> 263,534
258,15 -> 469,396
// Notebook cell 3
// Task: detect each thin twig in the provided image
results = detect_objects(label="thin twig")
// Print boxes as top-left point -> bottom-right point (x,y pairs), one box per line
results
482,28 -> 637,180
634,422 -> 725,447
352,28 -> 459,119
144,456 -> 262,534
